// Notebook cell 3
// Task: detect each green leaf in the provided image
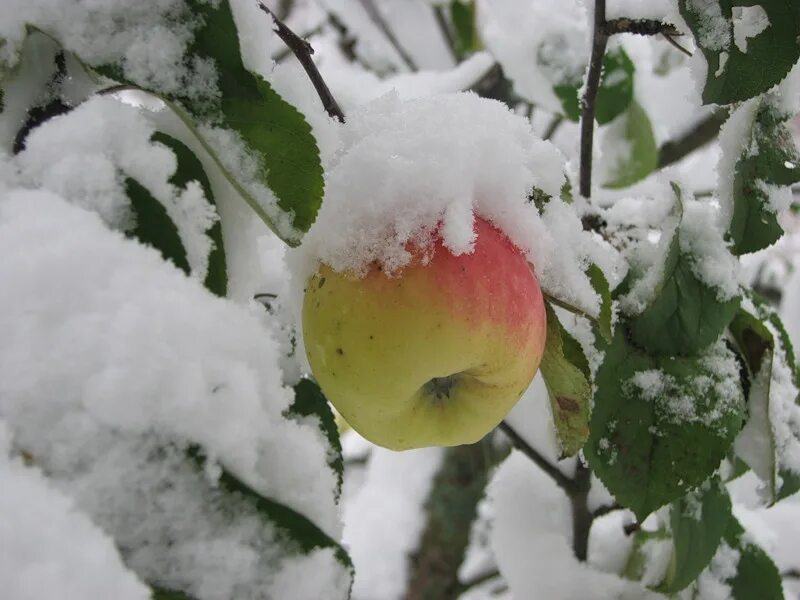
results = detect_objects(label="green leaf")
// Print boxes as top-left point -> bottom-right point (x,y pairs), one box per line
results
152,589 -> 194,600
722,517 -> 783,600
661,478 -> 732,593
153,132 -> 227,297
595,47 -> 635,126
125,177 -> 191,275
550,46 -> 635,124
585,331 -> 745,521
96,0 -> 323,246
727,101 -> 800,255
729,296 -> 800,503
185,0 -> 322,240
622,528 -> 672,582
679,0 -> 800,105
602,101 -> 658,189
629,185 -> 740,357
540,303 -> 592,457
289,378 -> 344,500
587,263 -> 613,344
450,0 -> 479,58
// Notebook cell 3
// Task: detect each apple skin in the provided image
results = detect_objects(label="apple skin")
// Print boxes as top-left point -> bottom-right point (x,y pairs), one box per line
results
302,217 -> 547,450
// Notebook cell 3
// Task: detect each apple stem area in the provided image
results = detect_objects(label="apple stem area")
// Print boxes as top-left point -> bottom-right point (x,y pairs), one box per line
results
423,375 -> 459,403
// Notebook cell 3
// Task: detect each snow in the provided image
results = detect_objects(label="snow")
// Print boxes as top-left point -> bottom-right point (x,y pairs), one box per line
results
716,99 -> 759,231
627,339 -> 743,431
695,541 -> 739,600
732,6 -> 770,54
343,446 -> 443,600
0,424 -> 151,600
0,0 -> 217,104
292,91 -> 610,317
489,451 -> 655,600
0,188 -> 346,598
684,0 -> 731,52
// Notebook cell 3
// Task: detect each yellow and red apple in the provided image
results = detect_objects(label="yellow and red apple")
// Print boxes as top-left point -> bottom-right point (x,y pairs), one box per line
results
302,217 -> 547,450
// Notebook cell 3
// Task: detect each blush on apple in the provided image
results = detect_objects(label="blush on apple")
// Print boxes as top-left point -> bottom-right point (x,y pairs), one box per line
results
302,216 -> 547,450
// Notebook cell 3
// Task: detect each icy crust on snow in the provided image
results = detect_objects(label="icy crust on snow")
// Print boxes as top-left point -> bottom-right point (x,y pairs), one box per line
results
626,339 -> 744,432
296,92 -> 612,315
16,96 -> 219,281
0,190 -> 347,598
0,424 -> 151,600
0,0 -> 218,105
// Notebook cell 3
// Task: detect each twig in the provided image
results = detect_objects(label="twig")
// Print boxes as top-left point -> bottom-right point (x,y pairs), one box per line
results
433,5 -> 458,64
579,0 -> 609,198
543,292 -> 599,328
657,109 -> 728,168
604,18 -> 680,37
591,502 -> 621,519
355,0 -> 417,71
543,114 -> 564,141
660,32 -> 693,57
498,421 -> 576,494
456,569 -> 501,595
257,2 -> 345,122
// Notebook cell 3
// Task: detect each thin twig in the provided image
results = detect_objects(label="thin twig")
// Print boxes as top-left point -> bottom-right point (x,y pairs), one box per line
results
455,569 -> 501,595
660,32 -> 693,57
579,0 -> 609,198
591,502 -> 621,519
498,421 -> 576,494
257,2 -> 345,122
433,5 -> 458,64
355,0 -> 417,71
657,109 -> 728,168
543,114 -> 564,141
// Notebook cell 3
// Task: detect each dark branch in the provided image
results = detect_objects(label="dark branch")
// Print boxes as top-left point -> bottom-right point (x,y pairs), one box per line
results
660,32 -> 693,57
498,421 -> 576,494
257,2 -> 345,122
543,114 -> 564,141
433,5 -> 459,64
591,502 -> 621,519
604,18 -> 680,37
579,0 -> 609,198
657,109 -> 728,168
455,569 -> 501,595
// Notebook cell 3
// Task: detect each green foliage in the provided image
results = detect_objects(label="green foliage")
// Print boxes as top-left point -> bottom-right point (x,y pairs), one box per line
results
587,263 -> 613,344
125,177 -> 191,274
727,101 -> 800,255
629,186 -> 740,356
552,46 -> 635,124
661,478 -> 732,593
679,0 -> 800,105
289,378 -> 344,499
723,517 -> 784,600
585,331 -> 745,521
153,132 -> 227,297
729,295 -> 800,503
94,0 -> 324,246
539,303 -> 592,457
450,0 -> 480,58
602,101 -> 658,189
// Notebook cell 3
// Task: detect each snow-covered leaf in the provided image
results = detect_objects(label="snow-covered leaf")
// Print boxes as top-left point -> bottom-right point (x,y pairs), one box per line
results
716,517 -> 782,599
729,295 -> 800,503
539,303 -> 591,457
661,477 -> 732,593
585,331 -> 745,521
152,132 -> 227,297
679,0 -> 800,105
725,101 -> 800,255
628,185 -> 740,357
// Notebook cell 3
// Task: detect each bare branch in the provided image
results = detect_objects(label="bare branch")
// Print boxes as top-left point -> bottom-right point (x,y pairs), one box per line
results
579,0 -> 609,198
355,0 -> 417,71
498,421 -> 576,494
657,109 -> 728,168
257,2 -> 345,122
604,18 -> 681,36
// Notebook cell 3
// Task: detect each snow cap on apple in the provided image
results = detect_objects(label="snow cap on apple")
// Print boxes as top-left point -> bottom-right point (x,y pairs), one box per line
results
294,92 -> 613,450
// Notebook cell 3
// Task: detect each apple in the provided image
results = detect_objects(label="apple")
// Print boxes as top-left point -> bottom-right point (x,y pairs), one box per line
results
302,216 -> 547,450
